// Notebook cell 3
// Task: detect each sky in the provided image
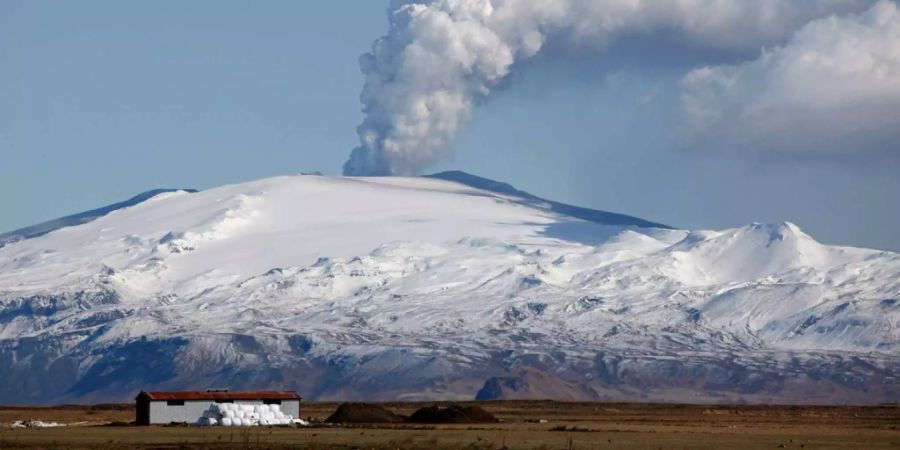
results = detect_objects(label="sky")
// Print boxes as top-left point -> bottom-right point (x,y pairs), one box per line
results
2,0 -> 899,251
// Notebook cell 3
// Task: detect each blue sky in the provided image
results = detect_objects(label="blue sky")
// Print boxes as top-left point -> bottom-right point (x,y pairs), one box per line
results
3,0 -> 899,251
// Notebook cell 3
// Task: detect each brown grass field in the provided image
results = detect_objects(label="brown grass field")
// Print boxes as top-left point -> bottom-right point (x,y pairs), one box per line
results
0,401 -> 897,449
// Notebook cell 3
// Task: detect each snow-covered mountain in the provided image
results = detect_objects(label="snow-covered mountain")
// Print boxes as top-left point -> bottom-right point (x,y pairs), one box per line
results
0,172 -> 897,404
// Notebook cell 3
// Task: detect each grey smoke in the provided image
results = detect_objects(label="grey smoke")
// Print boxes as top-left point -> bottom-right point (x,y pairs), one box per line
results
343,0 -> 874,176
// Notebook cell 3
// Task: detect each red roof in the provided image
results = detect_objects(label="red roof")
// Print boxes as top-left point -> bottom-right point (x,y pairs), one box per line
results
139,390 -> 301,401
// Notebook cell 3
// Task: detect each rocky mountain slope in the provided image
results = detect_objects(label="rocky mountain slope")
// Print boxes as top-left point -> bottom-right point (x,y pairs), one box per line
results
0,172 -> 897,404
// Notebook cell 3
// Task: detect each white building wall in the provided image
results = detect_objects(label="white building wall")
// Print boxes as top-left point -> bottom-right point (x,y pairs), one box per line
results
281,400 -> 301,418
148,399 -> 301,424
149,400 -> 214,424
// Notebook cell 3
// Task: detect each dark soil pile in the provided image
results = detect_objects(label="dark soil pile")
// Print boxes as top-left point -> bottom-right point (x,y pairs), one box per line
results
404,404 -> 499,424
324,403 -> 405,424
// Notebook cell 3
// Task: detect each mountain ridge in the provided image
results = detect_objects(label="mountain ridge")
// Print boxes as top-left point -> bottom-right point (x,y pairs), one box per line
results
0,188 -> 197,249
427,171 -> 671,229
0,170 -> 669,250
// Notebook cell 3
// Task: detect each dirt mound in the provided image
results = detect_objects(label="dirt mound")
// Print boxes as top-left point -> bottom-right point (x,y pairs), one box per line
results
404,404 -> 499,424
324,403 -> 405,424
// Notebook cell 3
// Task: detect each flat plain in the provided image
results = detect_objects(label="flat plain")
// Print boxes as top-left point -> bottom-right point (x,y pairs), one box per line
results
0,401 -> 897,449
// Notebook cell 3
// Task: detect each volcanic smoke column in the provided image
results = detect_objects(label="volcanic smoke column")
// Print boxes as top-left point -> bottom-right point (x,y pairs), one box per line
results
342,0 -> 872,176
343,1 -> 517,176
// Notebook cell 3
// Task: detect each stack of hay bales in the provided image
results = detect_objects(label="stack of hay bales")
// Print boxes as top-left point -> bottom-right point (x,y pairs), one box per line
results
256,404 -> 292,426
197,403 -> 296,426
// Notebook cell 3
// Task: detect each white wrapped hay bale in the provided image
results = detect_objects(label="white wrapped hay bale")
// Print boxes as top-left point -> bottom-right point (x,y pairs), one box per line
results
221,418 -> 233,427
208,418 -> 218,426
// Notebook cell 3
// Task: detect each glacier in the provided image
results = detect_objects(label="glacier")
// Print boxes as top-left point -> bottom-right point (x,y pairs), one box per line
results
0,171 -> 897,404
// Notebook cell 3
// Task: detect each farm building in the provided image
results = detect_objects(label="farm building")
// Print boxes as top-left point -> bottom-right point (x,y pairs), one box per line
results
135,390 -> 301,425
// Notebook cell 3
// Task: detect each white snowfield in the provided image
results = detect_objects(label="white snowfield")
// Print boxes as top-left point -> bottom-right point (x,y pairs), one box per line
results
0,173 -> 897,404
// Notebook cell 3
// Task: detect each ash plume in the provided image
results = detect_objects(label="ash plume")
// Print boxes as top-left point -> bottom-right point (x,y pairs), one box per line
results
343,0 -> 871,176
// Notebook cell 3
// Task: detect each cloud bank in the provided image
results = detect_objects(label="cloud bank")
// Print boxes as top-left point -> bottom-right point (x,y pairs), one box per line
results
344,0 -> 877,176
681,0 -> 900,162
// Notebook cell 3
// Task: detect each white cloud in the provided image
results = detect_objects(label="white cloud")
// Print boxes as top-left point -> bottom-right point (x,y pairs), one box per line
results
344,0 -> 873,175
680,0 -> 900,161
